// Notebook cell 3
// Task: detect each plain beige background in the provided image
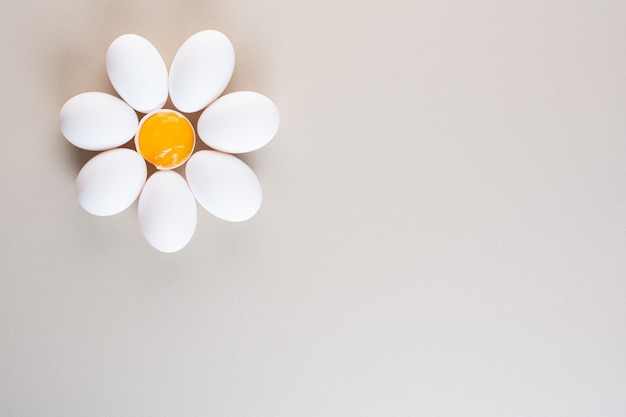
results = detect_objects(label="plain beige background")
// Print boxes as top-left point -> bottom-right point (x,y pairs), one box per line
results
2,0 -> 626,416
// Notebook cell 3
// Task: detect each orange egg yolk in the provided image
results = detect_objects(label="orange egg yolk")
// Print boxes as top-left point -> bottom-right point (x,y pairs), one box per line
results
136,110 -> 195,170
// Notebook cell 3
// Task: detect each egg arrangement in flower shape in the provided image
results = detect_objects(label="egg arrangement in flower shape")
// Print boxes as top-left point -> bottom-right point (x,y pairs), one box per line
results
60,30 -> 280,253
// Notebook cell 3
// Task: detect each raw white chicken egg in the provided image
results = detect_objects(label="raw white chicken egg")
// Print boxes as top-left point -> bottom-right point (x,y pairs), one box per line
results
60,92 -> 138,151
76,148 -> 147,216
197,91 -> 279,154
169,30 -> 235,113
106,34 -> 168,113
185,150 -> 262,222
138,171 -> 197,253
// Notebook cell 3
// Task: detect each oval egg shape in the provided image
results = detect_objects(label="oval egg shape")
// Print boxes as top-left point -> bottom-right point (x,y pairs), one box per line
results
138,171 -> 197,253
169,30 -> 235,113
76,148 -> 147,216
60,92 -> 138,151
185,150 -> 262,222
198,91 -> 280,154
106,34 -> 168,113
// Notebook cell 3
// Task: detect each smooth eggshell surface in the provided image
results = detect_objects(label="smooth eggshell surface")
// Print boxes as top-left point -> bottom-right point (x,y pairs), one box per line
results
60,92 -> 138,151
138,171 -> 197,253
106,34 -> 168,113
198,91 -> 280,154
169,30 -> 235,113
185,150 -> 262,222
76,148 -> 147,216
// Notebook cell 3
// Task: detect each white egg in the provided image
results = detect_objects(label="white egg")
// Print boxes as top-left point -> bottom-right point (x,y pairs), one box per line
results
197,91 -> 280,154
138,171 -> 197,253
169,30 -> 235,113
76,148 -> 147,216
185,150 -> 262,222
60,92 -> 138,151
106,34 -> 168,113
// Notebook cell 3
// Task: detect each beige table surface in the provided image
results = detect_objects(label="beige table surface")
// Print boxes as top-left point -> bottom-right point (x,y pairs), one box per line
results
2,1 -> 626,416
